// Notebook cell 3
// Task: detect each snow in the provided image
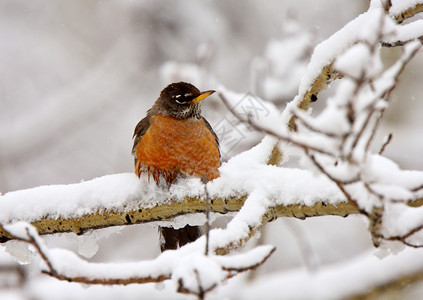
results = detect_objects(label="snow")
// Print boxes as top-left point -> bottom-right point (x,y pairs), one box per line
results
335,44 -> 370,78
0,245 -> 16,265
46,246 -> 170,280
2,222 -> 275,296
310,98 -> 351,135
3,223 -> 52,266
0,134 -> 349,267
383,203 -> 423,238
389,0 -> 423,16
216,85 -> 284,134
296,8 -> 385,98
334,43 -> 383,80
212,136 -> 345,206
171,254 -> 224,293
27,278 -> 188,300
3,240 -> 34,265
265,35 -> 310,78
259,20 -> 312,100
208,189 -> 270,250
365,155 -> 423,194
282,4 -> 423,130
281,6 -> 388,128
76,227 -> 124,258
218,86 -> 344,158
213,245 -> 274,269
0,173 -> 166,223
228,247 -> 423,300
3,222 -> 37,240
387,19 -> 423,43
0,1 -> 422,299
44,240 -> 273,290
0,136 -> 346,227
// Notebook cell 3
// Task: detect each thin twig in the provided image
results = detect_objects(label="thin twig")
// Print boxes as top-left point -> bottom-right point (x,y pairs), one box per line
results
194,269 -> 205,300
380,224 -> 423,248
365,109 -> 385,153
349,107 -> 376,157
381,38 -> 422,48
291,111 -> 341,139
219,92 -> 335,157
346,27 -> 383,158
3,223 -> 276,290
25,227 -> 58,277
1,226 -> 172,285
379,133 -> 393,155
177,270 -> 217,300
365,41 -> 421,155
411,184 -> 423,193
307,152 -> 367,215
223,246 -> 276,279
204,182 -> 211,256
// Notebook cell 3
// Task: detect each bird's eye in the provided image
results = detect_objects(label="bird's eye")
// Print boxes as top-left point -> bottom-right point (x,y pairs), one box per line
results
174,94 -> 184,104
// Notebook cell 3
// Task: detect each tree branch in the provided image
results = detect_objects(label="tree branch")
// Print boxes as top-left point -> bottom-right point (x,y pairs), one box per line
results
288,63 -> 340,131
0,195 -> 362,244
287,7 -> 423,133
391,3 -> 423,23
2,222 -> 275,295
350,267 -> 423,300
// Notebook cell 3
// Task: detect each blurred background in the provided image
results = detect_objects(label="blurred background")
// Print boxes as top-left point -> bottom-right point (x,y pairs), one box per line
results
1,0 -> 423,299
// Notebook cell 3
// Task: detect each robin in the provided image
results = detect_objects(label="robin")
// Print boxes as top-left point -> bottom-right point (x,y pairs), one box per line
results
132,82 -> 221,252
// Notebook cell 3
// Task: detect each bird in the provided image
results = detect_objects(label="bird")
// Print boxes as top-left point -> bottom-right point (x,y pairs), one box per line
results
132,82 -> 221,252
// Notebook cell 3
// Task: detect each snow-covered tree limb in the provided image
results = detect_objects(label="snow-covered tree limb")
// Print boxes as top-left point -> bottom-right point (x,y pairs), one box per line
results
1,0 -> 423,254
0,172 -> 361,244
353,268 -> 423,299
2,2 -> 423,299
234,247 -> 423,299
388,0 -> 423,23
261,2 -> 423,169
218,4 -> 423,251
286,3 -> 423,130
2,222 -> 274,298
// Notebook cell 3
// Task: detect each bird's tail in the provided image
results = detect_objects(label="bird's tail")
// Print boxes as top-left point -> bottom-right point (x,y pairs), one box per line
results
159,225 -> 202,252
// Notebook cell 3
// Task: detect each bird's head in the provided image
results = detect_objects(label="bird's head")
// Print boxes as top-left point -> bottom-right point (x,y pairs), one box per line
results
153,82 -> 215,119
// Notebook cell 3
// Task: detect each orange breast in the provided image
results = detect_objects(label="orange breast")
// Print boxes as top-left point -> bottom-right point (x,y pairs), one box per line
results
134,115 -> 220,184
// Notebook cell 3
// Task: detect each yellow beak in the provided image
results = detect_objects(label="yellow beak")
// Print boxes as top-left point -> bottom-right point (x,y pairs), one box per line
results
191,90 -> 215,104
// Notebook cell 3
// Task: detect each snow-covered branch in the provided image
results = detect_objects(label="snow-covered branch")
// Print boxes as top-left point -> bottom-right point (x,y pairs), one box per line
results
2,2 -> 423,299
235,247 -> 423,299
0,166 -> 360,244
217,4 -> 423,251
388,0 -> 423,23
284,3 -> 423,131
2,222 -> 274,299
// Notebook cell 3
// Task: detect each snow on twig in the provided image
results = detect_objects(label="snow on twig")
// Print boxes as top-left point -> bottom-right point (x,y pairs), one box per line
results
2,222 -> 275,297
218,5 -> 423,249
